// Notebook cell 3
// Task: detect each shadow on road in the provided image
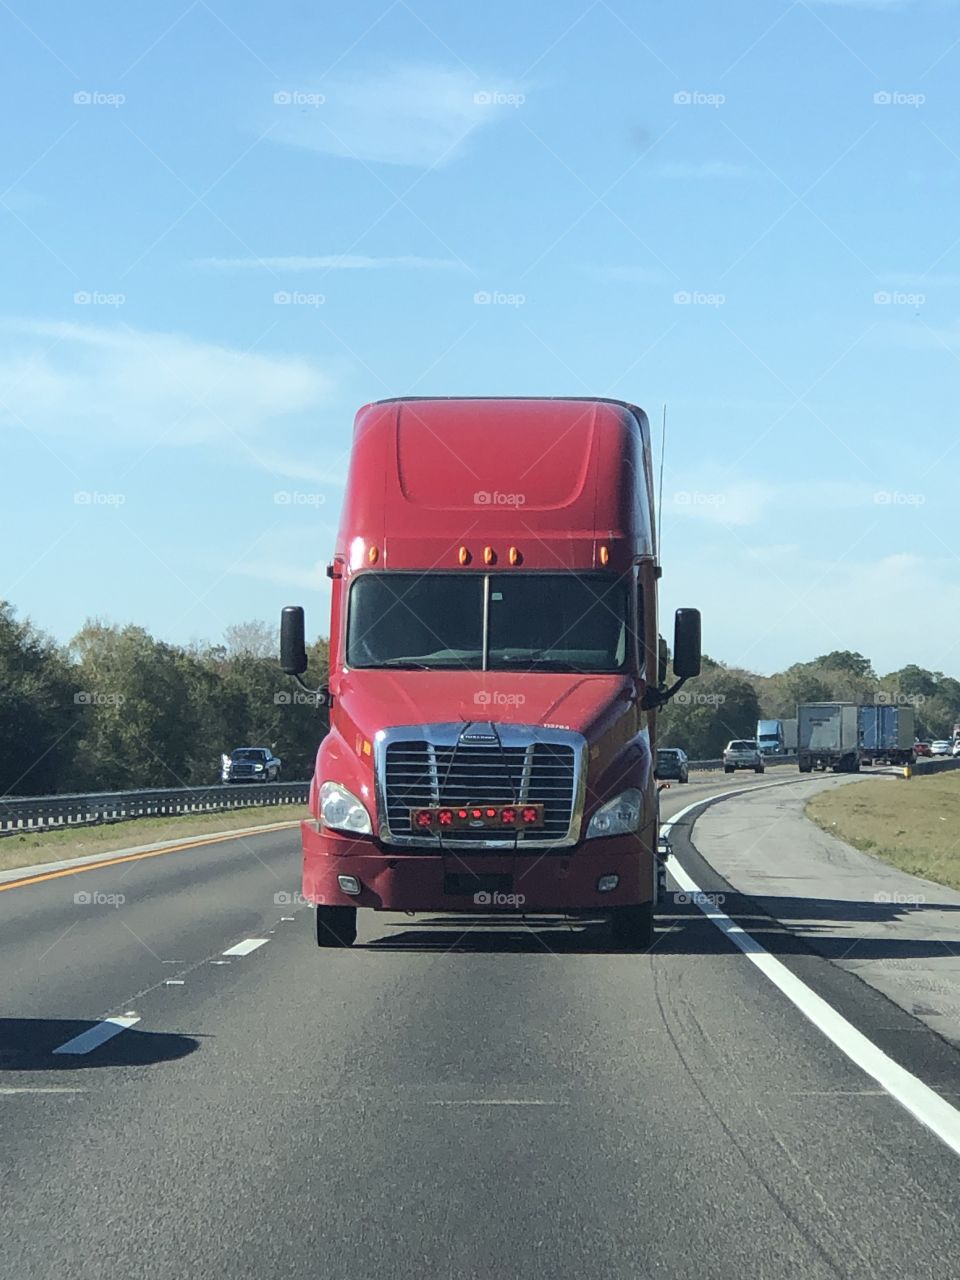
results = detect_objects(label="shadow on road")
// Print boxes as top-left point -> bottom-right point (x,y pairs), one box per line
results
0,1018 -> 201,1071
653,892 -> 960,959
364,913 -> 617,954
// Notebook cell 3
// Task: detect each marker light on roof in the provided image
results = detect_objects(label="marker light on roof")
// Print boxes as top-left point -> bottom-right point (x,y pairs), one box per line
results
508,546 -> 521,565
484,546 -> 496,565
459,546 -> 471,565
599,544 -> 610,566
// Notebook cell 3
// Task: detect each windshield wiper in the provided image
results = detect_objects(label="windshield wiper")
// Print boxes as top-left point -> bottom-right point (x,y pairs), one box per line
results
493,655 -> 589,672
372,657 -> 471,669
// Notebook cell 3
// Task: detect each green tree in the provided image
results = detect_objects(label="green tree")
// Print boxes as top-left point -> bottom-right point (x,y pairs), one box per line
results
0,601 -> 79,795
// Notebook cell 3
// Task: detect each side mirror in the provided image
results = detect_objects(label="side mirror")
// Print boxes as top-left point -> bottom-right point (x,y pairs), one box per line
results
657,636 -> 668,686
672,608 -> 701,679
280,605 -> 308,676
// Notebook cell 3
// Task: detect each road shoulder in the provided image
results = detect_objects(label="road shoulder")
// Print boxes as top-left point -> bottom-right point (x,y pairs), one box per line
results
686,774 -> 960,1048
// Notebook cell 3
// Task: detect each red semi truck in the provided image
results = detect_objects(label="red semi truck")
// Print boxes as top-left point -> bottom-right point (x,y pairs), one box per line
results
280,397 -> 701,949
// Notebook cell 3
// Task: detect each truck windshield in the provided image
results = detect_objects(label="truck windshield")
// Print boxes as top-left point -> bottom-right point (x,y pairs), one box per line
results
346,573 -> 629,672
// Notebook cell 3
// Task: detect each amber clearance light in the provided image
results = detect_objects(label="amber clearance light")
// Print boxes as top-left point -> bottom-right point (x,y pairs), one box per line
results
367,545 -> 379,565
599,544 -> 610,566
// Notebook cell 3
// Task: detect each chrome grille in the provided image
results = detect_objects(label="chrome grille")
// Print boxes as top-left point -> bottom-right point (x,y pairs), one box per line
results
382,735 -> 579,849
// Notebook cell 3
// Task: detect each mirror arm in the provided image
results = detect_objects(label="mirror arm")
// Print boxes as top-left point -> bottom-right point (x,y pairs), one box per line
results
289,672 -> 333,707
640,675 -> 688,711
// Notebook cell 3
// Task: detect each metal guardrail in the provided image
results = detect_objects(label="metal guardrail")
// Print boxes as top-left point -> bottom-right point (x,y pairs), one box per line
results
3,754 -> 957,837
0,781 -> 311,836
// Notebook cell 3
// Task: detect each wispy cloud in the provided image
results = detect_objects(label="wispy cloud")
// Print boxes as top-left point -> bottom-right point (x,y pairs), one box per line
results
657,161 -> 748,179
268,65 -> 523,167
193,254 -> 464,272
0,319 -> 331,446
668,477 -> 880,526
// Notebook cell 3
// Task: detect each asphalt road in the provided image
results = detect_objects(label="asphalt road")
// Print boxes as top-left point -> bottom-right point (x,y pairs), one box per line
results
3,769 -> 960,1279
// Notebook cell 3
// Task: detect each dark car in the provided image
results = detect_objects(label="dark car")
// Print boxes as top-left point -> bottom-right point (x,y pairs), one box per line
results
222,746 -> 282,783
914,741 -> 932,758
656,747 -> 689,783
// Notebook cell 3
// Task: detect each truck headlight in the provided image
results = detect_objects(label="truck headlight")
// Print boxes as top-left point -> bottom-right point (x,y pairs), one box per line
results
585,788 -> 643,839
319,781 -> 373,835
254,763 -> 264,771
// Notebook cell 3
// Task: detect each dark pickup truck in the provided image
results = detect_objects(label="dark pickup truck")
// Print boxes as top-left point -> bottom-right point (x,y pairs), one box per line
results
221,746 -> 282,783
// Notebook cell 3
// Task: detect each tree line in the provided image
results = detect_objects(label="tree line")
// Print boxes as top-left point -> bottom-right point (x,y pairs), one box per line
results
0,603 -> 329,796
657,648 -> 960,759
3,599 -> 959,795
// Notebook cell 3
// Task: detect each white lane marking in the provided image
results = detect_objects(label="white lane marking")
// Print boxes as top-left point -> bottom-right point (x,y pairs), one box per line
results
662,796 -> 960,1160
222,938 -> 269,957
430,1099 -> 563,1106
52,1015 -> 141,1055
0,1087 -> 85,1095
163,979 -> 185,986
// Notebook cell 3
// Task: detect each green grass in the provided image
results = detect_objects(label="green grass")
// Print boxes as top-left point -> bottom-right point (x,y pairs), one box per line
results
806,773 -> 960,890
0,803 -> 309,874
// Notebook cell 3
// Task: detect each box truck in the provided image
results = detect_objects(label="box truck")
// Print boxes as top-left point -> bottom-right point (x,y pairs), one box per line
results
857,705 -> 915,766
280,397 -> 701,950
798,702 -> 861,773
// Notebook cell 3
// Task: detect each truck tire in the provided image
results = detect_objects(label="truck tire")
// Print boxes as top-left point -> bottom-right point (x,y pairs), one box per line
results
754,765 -> 764,774
724,766 -> 734,774
609,903 -> 654,951
316,905 -> 357,948
799,762 -> 811,773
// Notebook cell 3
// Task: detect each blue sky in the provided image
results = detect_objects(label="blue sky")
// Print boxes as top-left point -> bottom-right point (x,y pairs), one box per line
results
2,0 -> 959,676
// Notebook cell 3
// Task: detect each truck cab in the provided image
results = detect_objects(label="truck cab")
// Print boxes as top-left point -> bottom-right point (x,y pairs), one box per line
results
281,398 -> 700,950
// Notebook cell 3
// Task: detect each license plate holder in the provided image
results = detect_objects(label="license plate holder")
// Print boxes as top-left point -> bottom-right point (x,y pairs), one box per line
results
443,872 -> 513,897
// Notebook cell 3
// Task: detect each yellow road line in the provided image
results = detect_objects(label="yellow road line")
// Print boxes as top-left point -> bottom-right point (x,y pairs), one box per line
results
0,821 -> 302,894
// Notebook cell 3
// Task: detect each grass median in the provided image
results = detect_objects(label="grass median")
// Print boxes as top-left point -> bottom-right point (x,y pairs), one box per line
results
0,803 -> 310,874
806,772 -> 960,891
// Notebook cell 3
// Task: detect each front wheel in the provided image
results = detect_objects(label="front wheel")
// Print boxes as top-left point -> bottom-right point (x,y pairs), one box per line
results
609,903 -> 654,951
316,905 -> 357,948
679,770 -> 688,783
755,765 -> 764,774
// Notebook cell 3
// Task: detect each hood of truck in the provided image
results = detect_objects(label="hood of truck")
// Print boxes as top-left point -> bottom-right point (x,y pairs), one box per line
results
333,669 -> 636,743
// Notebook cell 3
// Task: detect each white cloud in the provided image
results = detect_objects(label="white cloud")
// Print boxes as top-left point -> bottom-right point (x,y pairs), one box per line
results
657,161 -> 748,179
667,477 -> 881,527
268,65 -> 522,167
664,545 -> 960,676
0,319 -> 332,445
193,254 -> 464,272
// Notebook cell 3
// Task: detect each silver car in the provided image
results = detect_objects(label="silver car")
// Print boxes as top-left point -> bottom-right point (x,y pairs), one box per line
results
723,739 -> 765,774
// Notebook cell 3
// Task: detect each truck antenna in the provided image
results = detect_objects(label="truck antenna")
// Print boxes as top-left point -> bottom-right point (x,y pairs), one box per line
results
657,403 -> 666,557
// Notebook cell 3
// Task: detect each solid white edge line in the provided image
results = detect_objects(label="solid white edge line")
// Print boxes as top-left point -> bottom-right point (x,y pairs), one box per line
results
222,938 -> 269,957
52,1015 -> 141,1055
661,790 -> 960,1160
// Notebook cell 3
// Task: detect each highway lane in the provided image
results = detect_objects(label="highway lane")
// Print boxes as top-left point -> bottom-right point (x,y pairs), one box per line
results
4,768 -> 960,1279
